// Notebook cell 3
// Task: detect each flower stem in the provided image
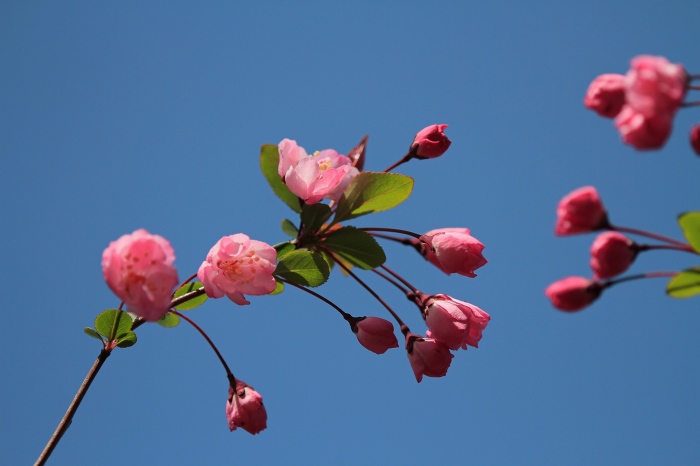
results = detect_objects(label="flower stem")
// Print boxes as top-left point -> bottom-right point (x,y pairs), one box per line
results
638,244 -> 697,254
278,278 -> 352,319
172,310 -> 234,378
361,227 -> 422,239
379,264 -> 419,294
611,224 -> 688,247
603,271 -> 678,288
35,349 -> 111,466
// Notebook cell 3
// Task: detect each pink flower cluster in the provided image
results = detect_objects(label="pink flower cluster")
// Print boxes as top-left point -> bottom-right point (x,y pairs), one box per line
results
584,55 -> 689,150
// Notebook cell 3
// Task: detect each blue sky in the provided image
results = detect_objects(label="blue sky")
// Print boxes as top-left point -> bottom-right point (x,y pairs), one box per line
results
2,1 -> 699,465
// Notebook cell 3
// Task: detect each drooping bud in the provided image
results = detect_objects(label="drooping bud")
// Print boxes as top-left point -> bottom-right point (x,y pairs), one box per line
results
350,316 -> 399,354
584,73 -> 626,118
226,379 -> 267,435
405,332 -> 454,382
419,228 -> 487,277
590,231 -> 637,279
554,186 -> 608,236
545,276 -> 603,312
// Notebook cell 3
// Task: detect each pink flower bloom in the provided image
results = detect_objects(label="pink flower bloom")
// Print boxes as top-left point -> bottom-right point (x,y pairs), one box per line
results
625,55 -> 687,117
614,105 -> 673,150
405,332 -> 454,382
584,73 -> 626,118
102,229 -> 179,322
227,379 -> 267,435
412,124 -> 451,159
590,231 -> 637,279
352,316 -> 399,354
545,276 -> 603,312
419,228 -> 487,277
277,139 -> 359,204
690,124 -> 700,156
554,186 -> 608,236
198,234 -> 277,305
422,294 -> 490,351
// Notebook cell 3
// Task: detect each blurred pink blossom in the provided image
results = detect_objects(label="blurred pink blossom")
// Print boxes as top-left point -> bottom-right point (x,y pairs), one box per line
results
614,105 -> 673,150
545,276 -> 602,312
625,55 -> 686,117
584,73 -> 626,118
554,186 -> 608,236
690,124 -> 700,156
590,231 -> 637,279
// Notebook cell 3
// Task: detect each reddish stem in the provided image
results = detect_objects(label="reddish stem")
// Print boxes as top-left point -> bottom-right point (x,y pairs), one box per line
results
611,224 -> 688,247
171,310 -> 234,378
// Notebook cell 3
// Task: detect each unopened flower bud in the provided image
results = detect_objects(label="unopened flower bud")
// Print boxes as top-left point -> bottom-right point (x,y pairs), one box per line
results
690,124 -> 700,156
226,379 -> 267,435
584,73 -> 626,118
405,332 -> 454,382
351,316 -> 399,354
554,186 -> 608,236
614,105 -> 673,150
422,294 -> 490,351
419,228 -> 487,277
545,276 -> 603,312
412,124 -> 451,159
590,231 -> 637,279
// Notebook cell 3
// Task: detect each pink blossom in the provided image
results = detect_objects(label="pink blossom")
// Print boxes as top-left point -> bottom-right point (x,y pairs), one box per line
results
625,55 -> 687,117
412,124 -> 451,159
590,231 -> 637,279
198,234 -> 277,305
690,124 -> 700,156
419,228 -> 487,277
545,276 -> 603,312
554,186 -> 608,236
584,73 -> 627,118
422,294 -> 490,351
614,105 -> 673,150
405,333 -> 454,382
352,316 -> 399,354
102,229 -> 179,322
277,139 -> 359,204
227,379 -> 267,435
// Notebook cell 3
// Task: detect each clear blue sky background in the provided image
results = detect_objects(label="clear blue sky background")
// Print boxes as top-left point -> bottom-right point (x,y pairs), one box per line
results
2,1 -> 699,465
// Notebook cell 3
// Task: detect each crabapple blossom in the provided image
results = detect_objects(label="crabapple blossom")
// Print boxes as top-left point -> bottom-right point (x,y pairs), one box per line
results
412,124 -> 451,159
614,105 -> 674,150
277,138 -> 359,204
419,228 -> 487,277
690,124 -> 700,156
590,231 -> 637,279
545,276 -> 603,312
554,186 -> 608,236
351,316 -> 399,354
198,234 -> 277,305
625,55 -> 687,117
584,73 -> 626,118
405,332 -> 454,382
422,294 -> 490,351
101,229 -> 179,322
226,379 -> 267,435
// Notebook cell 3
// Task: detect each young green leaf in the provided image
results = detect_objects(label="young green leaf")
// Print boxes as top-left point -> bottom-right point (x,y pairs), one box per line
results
281,219 -> 299,238
274,241 -> 296,259
322,226 -> 386,269
334,172 -> 414,223
301,204 -> 332,232
83,327 -> 104,342
270,280 -> 285,295
274,249 -> 330,287
666,268 -> 700,298
116,331 -> 137,348
173,282 -> 207,311
95,309 -> 133,340
157,312 -> 180,328
260,144 -> 302,213
678,212 -> 700,253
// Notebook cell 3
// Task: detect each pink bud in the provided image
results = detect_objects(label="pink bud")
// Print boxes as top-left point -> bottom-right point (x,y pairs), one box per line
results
198,234 -> 277,305
405,333 -> 454,382
554,186 -> 608,236
625,55 -> 687,117
584,73 -> 626,118
614,105 -> 673,150
352,316 -> 399,354
419,228 -> 487,277
101,229 -> 179,322
422,294 -> 490,351
226,379 -> 267,435
412,124 -> 451,159
545,276 -> 603,312
590,231 -> 637,279
690,124 -> 700,156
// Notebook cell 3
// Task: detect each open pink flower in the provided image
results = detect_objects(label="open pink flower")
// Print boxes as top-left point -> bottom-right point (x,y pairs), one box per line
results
102,229 -> 179,322
419,228 -> 487,277
590,231 -> 637,279
584,73 -> 626,118
227,379 -> 267,435
278,139 -> 359,204
545,276 -> 603,312
405,332 -> 454,382
625,55 -> 687,117
352,316 -> 399,354
614,105 -> 673,150
198,234 -> 277,305
422,294 -> 490,351
554,186 -> 608,236
412,124 -> 451,159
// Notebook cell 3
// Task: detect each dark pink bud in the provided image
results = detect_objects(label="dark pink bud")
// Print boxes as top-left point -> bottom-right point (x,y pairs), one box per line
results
405,332 -> 454,382
590,231 -> 637,279
625,55 -> 687,117
584,73 -> 626,118
554,186 -> 608,236
545,277 -> 603,312
419,228 -> 487,278
412,124 -> 451,159
422,294 -> 490,351
614,105 -> 673,150
226,379 -> 267,435
690,124 -> 700,156
352,316 -> 399,354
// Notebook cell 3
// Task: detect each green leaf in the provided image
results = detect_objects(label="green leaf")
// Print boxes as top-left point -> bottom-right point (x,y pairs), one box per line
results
260,144 -> 301,213
666,268 -> 700,298
270,280 -> 285,295
274,241 -> 296,259
333,172 -> 414,223
116,331 -> 137,348
274,249 -> 330,287
173,282 -> 207,310
157,312 -> 180,328
301,204 -> 332,232
281,219 -> 299,238
83,327 -> 104,342
95,309 -> 133,340
678,212 -> 700,253
322,226 -> 386,270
